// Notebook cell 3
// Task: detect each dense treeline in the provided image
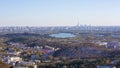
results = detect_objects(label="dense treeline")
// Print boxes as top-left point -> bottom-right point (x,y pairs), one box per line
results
2,33 -> 120,59
37,58 -> 120,68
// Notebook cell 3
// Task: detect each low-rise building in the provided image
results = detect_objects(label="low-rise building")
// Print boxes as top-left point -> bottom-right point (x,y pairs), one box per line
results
4,56 -> 22,63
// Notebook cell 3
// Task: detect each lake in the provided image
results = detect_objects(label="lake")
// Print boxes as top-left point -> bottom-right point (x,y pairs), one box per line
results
50,33 -> 76,38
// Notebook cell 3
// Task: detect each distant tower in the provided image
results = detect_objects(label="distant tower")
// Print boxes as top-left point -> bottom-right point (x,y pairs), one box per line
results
77,20 -> 80,27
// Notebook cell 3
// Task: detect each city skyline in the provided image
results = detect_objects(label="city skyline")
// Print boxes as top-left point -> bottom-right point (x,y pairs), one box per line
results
0,0 -> 120,26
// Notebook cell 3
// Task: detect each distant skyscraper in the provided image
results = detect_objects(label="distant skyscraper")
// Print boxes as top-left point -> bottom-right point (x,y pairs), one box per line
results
77,21 -> 80,27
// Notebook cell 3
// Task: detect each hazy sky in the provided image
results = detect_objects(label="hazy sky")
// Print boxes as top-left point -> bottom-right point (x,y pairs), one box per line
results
0,0 -> 120,26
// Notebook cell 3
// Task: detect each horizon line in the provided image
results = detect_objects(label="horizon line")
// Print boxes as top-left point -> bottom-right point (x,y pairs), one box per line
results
1,25 -> 120,27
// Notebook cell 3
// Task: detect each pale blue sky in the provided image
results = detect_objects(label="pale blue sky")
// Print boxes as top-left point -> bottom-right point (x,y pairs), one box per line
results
0,0 -> 120,26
